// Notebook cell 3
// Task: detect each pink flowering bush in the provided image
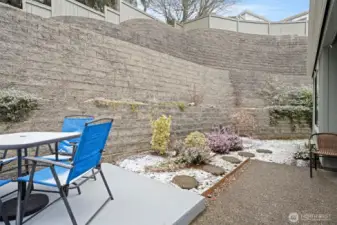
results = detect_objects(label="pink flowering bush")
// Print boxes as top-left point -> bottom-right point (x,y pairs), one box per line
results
206,126 -> 243,154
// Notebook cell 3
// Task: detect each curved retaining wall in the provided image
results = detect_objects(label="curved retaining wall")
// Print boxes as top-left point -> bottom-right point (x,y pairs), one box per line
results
52,17 -> 310,108
0,4 -> 311,160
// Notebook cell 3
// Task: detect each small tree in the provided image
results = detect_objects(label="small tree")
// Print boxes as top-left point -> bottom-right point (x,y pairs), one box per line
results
140,0 -> 152,11
231,109 -> 257,137
148,0 -> 239,24
151,115 -> 172,155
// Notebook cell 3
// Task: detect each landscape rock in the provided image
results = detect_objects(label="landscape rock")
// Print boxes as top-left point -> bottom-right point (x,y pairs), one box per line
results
222,156 -> 242,164
172,175 -> 198,190
238,152 -> 255,158
201,165 -> 226,176
256,149 -> 273,154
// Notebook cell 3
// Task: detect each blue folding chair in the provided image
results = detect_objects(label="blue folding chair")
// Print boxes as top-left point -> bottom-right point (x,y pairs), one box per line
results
41,115 -> 94,161
0,150 -> 17,171
0,179 -> 11,225
18,119 -> 114,225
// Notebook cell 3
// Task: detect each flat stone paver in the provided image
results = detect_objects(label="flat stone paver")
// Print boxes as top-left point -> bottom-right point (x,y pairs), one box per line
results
201,165 -> 226,176
256,149 -> 273,154
222,156 -> 242,164
172,175 -> 198,189
192,161 -> 337,225
238,151 -> 255,158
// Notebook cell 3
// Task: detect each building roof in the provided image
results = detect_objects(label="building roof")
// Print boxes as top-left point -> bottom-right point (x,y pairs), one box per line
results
236,10 -> 270,22
280,11 -> 309,22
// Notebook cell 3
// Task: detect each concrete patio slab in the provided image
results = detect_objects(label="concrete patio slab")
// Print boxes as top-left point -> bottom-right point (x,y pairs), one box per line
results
0,163 -> 205,225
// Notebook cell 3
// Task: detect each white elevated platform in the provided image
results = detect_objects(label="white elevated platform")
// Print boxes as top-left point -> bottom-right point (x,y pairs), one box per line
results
0,163 -> 205,225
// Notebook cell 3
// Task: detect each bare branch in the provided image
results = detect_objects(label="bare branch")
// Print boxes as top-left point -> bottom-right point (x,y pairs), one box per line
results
150,0 -> 239,24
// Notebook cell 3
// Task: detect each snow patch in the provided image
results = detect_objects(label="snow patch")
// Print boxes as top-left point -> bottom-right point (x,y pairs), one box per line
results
117,138 -> 308,194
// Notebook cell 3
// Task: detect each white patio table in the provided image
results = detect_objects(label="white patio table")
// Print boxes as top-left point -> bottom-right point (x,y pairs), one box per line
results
0,132 -> 80,225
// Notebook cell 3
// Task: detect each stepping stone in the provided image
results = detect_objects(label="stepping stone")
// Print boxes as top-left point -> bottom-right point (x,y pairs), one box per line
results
238,152 -> 255,158
172,175 -> 198,190
256,149 -> 273,154
201,165 -> 226,176
222,156 -> 242,164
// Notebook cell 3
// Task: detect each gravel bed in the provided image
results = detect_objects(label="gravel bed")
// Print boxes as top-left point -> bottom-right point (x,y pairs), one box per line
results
117,138 -> 309,194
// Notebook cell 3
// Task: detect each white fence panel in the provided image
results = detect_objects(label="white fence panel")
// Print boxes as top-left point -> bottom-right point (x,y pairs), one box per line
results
184,17 -> 210,31
120,1 -> 155,22
269,22 -> 307,36
24,0 -> 51,18
105,6 -> 120,24
238,21 -> 269,35
210,16 -> 237,31
51,0 -> 104,20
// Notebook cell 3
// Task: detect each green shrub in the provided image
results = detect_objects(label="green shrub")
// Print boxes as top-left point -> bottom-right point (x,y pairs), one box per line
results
177,102 -> 186,112
151,115 -> 172,155
293,143 -> 310,160
0,89 -> 38,122
171,139 -> 184,154
184,131 -> 206,148
172,139 -> 210,165
268,88 -> 312,131
177,145 -> 210,165
272,88 -> 312,108
269,106 -> 312,131
87,98 -> 145,112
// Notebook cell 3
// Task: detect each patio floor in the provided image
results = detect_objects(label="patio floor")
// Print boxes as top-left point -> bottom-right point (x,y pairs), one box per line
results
193,160 -> 337,225
0,163 -> 205,225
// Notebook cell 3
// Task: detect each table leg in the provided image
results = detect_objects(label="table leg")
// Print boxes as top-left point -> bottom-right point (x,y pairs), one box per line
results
16,148 -> 26,225
55,142 -> 59,161
24,148 -> 29,175
1,147 -> 49,223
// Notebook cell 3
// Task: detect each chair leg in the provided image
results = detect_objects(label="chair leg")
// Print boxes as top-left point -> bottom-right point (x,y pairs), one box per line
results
34,146 -> 40,157
99,169 -> 113,200
48,144 -> 54,154
92,169 -> 97,181
24,148 -> 29,175
21,162 -> 37,223
50,166 -> 77,225
310,151 -> 313,178
0,199 -> 10,225
0,149 -> 8,171
62,185 -> 70,197
72,182 -> 81,195
314,154 -> 318,170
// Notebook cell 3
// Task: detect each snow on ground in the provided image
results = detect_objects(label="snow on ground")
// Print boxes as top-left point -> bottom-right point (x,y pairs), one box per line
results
117,138 -> 309,194
118,155 -> 165,172
118,154 -> 223,194
209,154 -> 237,172
144,169 -> 222,194
234,138 -> 308,166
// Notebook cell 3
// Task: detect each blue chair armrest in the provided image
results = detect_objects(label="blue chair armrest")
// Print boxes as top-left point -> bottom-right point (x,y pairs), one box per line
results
24,157 -> 73,169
